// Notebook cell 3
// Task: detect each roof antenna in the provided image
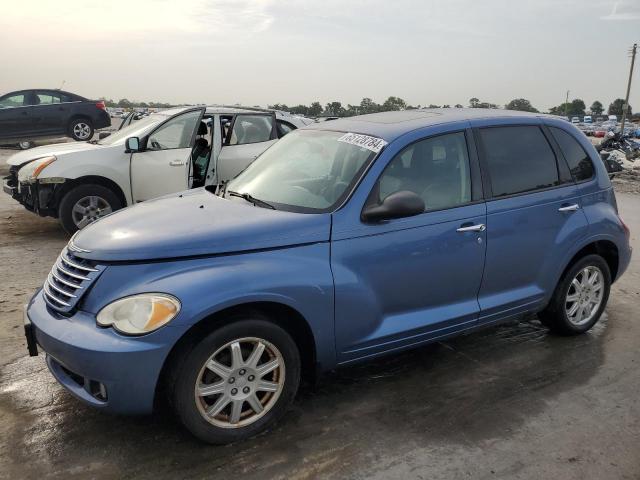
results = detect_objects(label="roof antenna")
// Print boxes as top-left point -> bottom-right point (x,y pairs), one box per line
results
58,80 -> 66,90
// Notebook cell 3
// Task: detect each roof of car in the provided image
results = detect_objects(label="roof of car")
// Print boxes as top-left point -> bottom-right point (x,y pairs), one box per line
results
308,108 -> 553,142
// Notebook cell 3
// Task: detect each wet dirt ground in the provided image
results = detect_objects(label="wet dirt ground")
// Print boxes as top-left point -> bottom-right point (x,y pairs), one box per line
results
1,154 -> 639,479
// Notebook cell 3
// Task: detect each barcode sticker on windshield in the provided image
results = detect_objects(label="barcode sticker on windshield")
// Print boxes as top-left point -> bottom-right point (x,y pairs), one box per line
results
337,133 -> 387,153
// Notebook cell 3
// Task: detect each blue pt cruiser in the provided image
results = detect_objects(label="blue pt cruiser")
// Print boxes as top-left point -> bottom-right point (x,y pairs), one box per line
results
25,109 -> 631,443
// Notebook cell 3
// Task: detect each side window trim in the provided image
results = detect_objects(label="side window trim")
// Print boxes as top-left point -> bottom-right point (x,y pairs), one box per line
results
363,129 -> 479,218
474,123 -> 571,201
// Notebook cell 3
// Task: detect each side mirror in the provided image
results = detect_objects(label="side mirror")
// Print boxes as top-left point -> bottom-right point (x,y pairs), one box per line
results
125,136 -> 140,153
361,190 -> 425,223
98,131 -> 111,140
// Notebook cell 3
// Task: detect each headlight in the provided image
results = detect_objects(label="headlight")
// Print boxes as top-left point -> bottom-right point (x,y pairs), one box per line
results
96,293 -> 181,335
17,156 -> 56,183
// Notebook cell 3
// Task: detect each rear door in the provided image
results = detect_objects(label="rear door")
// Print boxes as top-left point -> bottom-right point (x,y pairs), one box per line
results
472,120 -> 589,324
215,113 -> 277,184
0,92 -> 32,139
130,108 -> 204,202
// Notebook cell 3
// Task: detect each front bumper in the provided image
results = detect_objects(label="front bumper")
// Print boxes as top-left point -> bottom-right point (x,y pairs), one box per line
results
3,171 -> 58,217
26,289 -> 182,414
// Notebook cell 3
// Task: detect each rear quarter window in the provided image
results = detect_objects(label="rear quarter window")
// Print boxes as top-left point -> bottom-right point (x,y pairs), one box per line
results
479,126 -> 560,198
549,126 -> 594,182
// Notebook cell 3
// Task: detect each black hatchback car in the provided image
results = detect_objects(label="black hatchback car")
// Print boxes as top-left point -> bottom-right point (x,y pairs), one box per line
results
0,89 -> 111,144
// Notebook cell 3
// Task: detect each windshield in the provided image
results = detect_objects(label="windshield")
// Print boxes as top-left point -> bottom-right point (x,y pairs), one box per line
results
225,130 -> 380,213
97,114 -> 168,145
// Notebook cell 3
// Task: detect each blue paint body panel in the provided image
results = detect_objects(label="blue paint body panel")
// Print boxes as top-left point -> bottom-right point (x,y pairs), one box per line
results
27,109 -> 632,415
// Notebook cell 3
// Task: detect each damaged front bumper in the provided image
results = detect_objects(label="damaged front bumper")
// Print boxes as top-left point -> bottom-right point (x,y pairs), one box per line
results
3,167 -> 61,217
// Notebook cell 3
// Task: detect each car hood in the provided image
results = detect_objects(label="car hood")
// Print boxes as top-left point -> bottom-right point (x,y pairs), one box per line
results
7,141 -> 105,167
72,189 -> 331,262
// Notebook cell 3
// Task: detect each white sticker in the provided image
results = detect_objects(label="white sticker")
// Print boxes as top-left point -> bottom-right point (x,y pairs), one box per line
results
337,132 -> 387,153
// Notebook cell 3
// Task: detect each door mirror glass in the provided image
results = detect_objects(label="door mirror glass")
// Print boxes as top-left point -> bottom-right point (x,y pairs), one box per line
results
125,136 -> 140,153
362,191 -> 425,222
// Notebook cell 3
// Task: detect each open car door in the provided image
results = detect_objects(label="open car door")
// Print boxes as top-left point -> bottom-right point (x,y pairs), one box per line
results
130,108 -> 205,202
215,112 -> 277,184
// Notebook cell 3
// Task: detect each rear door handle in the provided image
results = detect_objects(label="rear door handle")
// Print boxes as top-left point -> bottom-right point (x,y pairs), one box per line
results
558,204 -> 580,212
457,223 -> 486,233
169,160 -> 185,166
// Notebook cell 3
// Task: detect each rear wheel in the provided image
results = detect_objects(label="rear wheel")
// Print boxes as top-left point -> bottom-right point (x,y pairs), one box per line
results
539,254 -> 611,335
58,184 -> 122,234
170,317 -> 301,444
69,118 -> 94,141
18,141 -> 34,150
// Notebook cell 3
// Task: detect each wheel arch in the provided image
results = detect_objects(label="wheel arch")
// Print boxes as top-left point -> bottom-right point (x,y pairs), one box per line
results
155,301 -> 318,409
558,239 -> 619,286
55,175 -> 128,210
67,113 -> 93,128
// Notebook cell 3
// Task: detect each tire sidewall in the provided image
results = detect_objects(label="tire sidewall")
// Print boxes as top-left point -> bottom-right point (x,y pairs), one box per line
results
58,184 -> 122,234
552,254 -> 612,334
172,317 -> 301,444
69,118 -> 94,141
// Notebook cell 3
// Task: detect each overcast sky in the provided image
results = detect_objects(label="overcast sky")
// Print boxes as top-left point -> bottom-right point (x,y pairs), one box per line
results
1,0 -> 638,111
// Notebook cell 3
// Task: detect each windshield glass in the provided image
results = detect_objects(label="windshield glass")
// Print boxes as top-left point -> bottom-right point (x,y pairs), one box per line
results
97,114 -> 167,145
225,130 -> 380,213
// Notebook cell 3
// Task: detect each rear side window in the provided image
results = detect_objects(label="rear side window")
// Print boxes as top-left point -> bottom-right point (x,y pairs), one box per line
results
479,126 -> 559,197
228,115 -> 274,145
549,126 -> 594,182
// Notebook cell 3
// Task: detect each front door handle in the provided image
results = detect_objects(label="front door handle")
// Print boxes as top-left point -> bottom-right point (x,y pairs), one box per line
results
558,204 -> 580,212
457,223 -> 486,233
169,160 -> 185,167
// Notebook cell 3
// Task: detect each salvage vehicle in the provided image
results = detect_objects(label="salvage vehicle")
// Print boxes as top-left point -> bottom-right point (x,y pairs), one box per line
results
24,109 -> 631,444
4,106 -> 312,233
0,89 -> 111,144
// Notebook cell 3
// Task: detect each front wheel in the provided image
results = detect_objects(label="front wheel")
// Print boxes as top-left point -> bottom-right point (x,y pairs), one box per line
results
539,254 -> 611,335
69,118 -> 94,141
58,184 -> 123,234
171,317 -> 301,444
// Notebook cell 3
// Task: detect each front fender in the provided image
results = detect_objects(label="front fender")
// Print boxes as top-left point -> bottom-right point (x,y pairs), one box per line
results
80,243 -> 337,369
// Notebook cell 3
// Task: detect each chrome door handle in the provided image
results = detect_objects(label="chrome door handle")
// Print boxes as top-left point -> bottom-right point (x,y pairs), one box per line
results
169,160 -> 185,167
457,223 -> 486,233
558,204 -> 580,212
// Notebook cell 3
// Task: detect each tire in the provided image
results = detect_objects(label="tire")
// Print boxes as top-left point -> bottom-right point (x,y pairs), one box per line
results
69,118 -> 94,141
58,184 -> 123,234
170,316 -> 301,444
18,141 -> 34,150
539,254 -> 611,335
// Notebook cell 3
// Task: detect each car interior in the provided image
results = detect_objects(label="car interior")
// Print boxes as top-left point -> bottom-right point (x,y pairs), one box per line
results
190,117 -> 213,188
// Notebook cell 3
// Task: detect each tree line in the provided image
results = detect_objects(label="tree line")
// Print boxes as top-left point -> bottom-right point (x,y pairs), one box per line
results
101,95 -> 636,119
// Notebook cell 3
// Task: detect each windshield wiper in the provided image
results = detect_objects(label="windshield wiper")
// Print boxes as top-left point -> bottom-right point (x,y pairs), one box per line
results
227,190 -> 276,210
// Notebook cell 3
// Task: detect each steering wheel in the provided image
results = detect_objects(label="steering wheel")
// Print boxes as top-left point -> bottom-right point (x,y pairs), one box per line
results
151,140 -> 162,149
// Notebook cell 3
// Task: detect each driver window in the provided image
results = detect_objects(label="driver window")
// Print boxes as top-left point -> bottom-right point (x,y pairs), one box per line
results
147,110 -> 201,150
228,115 -> 274,145
374,132 -> 471,211
0,94 -> 26,108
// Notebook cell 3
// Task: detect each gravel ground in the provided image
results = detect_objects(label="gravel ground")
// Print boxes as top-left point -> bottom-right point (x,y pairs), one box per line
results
1,144 -> 640,479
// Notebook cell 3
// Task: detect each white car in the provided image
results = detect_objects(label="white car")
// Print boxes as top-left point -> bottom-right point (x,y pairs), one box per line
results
3,106 -> 312,233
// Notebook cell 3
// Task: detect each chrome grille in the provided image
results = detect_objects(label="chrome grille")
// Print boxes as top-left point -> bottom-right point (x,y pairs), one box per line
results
43,248 -> 105,313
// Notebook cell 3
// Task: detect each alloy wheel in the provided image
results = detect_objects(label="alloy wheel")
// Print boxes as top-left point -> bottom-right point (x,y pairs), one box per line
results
565,266 -> 604,326
71,195 -> 112,229
73,122 -> 92,140
194,337 -> 285,429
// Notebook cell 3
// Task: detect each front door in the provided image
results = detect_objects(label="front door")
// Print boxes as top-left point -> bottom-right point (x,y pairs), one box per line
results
216,113 -> 277,184
130,108 -> 204,202
333,131 -> 487,363
0,92 -> 32,139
